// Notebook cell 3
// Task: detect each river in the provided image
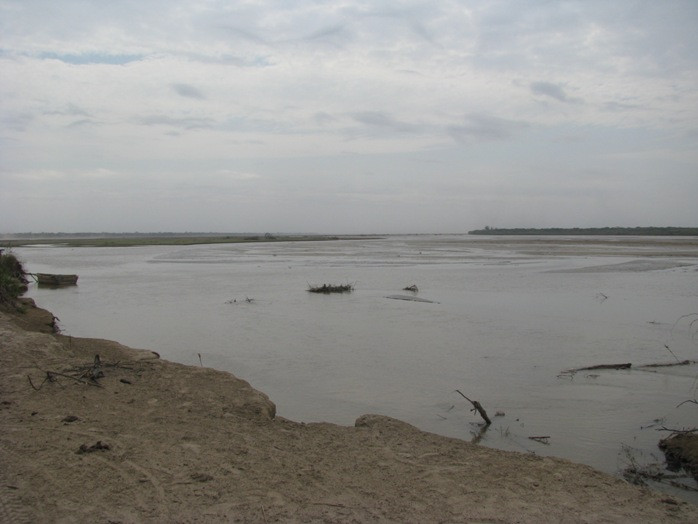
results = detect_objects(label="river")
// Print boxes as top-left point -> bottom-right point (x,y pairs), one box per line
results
14,234 -> 698,500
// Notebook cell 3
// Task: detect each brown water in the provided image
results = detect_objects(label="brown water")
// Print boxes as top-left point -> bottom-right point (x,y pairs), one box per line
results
15,235 -> 698,501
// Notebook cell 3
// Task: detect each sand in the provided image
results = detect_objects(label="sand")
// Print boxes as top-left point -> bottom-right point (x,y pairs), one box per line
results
1,299 -> 697,523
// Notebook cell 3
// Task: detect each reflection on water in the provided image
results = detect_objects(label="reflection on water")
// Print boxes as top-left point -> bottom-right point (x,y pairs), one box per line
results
16,235 -> 698,500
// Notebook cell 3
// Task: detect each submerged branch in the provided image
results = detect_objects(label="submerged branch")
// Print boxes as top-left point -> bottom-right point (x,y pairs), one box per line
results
455,389 -> 492,426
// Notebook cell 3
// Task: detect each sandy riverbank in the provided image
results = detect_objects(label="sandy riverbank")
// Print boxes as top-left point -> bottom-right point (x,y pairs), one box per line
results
1,300 -> 697,523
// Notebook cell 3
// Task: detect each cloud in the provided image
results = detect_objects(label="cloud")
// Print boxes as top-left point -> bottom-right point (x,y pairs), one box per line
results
530,82 -> 582,104
137,115 -> 215,130
601,101 -> 641,112
1,112 -> 34,132
66,119 -> 99,128
351,111 -> 420,134
39,52 -> 144,65
314,112 -> 337,125
1,1 -> 697,233
215,169 -> 261,181
44,104 -> 90,117
171,83 -> 206,100
447,114 -> 527,143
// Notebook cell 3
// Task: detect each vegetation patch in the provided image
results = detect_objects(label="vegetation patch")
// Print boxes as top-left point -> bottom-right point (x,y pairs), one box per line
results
0,249 -> 29,308
307,283 -> 354,294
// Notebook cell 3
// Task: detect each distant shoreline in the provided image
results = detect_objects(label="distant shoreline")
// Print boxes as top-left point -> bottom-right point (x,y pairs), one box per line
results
0,233 -> 378,248
468,227 -> 698,236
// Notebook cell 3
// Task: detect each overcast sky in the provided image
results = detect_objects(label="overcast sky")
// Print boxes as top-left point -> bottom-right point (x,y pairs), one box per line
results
1,1 -> 697,234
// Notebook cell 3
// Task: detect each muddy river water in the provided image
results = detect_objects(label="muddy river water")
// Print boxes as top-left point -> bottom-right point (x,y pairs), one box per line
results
15,235 -> 698,499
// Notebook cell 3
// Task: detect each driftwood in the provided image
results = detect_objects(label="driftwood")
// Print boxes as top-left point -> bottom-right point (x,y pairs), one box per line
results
561,359 -> 696,376
575,363 -> 631,371
26,354 -> 123,391
84,354 -> 104,382
455,390 -> 491,425
560,363 -> 631,376
638,360 -> 694,369
528,436 -> 551,445
28,370 -> 103,390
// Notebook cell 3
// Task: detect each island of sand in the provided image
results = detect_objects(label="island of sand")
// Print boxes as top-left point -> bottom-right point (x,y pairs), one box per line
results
1,300 -> 697,523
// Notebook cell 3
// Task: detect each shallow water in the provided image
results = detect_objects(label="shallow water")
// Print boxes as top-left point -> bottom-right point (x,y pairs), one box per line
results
15,235 -> 698,500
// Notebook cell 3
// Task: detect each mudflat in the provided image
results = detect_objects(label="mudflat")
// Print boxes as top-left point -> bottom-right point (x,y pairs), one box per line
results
1,301 -> 697,523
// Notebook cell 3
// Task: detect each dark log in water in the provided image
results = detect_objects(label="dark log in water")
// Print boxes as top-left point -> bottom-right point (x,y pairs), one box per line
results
455,389 -> 492,426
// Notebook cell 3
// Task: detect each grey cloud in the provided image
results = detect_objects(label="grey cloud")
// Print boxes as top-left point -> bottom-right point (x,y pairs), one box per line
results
218,24 -> 269,46
39,52 -> 144,65
447,114 -> 527,143
172,83 -> 206,100
45,104 -> 90,117
314,112 -> 337,125
138,115 -> 215,130
602,101 -> 641,112
530,82 -> 583,104
2,112 -> 34,132
304,24 -> 347,42
66,119 -> 99,128
351,111 -> 419,133
531,82 -> 567,102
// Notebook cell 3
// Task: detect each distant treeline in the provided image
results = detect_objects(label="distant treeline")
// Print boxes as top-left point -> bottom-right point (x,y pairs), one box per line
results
468,227 -> 698,236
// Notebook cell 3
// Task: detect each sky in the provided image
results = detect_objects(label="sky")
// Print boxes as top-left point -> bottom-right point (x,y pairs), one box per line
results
1,0 -> 697,234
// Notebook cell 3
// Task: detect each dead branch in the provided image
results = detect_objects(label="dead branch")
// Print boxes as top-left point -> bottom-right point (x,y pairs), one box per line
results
46,371 -> 102,387
663,344 -> 682,363
455,389 -> 491,425
677,399 -> 698,408
528,436 -> 551,445
27,374 -> 53,391
83,354 -> 104,382
656,427 -> 697,434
